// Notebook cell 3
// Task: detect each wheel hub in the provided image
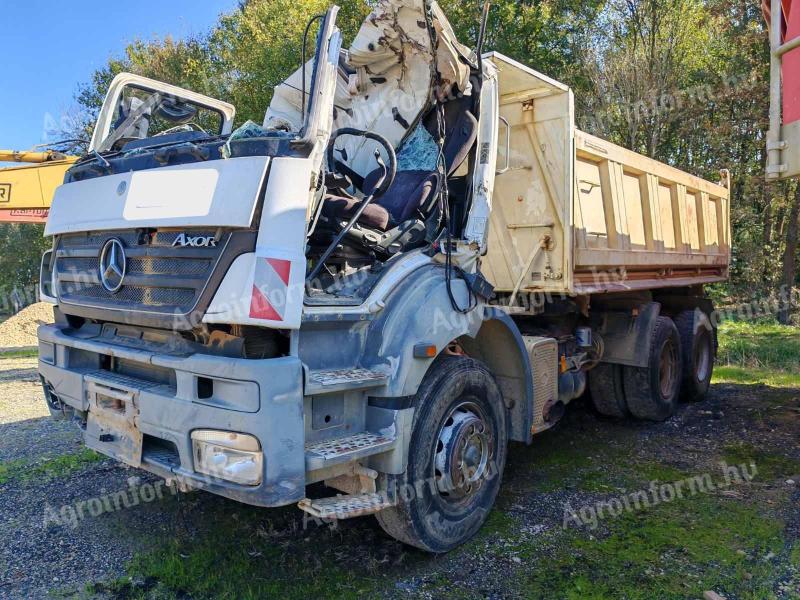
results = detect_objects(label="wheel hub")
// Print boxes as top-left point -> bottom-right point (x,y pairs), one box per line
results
434,403 -> 493,500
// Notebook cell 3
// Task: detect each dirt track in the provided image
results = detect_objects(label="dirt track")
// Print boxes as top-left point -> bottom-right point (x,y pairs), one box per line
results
0,354 -> 798,599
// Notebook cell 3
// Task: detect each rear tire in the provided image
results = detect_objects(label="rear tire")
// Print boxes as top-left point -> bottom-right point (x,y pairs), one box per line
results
588,363 -> 629,418
375,356 -> 508,553
674,309 -> 715,402
623,316 -> 682,421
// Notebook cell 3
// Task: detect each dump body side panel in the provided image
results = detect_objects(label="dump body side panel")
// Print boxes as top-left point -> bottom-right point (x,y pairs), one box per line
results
572,131 -> 730,294
483,54 -> 730,297
482,54 -> 574,295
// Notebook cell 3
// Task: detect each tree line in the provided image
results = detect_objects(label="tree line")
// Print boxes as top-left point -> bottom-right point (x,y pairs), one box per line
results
4,0 -> 797,324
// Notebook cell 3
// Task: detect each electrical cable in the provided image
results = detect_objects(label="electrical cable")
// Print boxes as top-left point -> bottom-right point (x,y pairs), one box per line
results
425,1 -> 477,316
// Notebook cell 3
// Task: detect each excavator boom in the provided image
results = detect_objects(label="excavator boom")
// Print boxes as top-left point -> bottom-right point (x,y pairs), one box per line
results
0,150 -> 78,223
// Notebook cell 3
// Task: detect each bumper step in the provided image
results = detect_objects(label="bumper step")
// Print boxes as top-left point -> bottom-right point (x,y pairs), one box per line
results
305,368 -> 388,395
305,431 -> 396,471
85,370 -> 161,391
298,493 -> 393,520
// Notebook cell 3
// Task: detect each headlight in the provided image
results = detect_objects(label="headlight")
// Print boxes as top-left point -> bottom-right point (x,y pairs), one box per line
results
191,430 -> 263,486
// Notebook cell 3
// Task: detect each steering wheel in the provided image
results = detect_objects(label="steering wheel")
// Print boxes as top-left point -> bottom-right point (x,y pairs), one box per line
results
326,128 -> 397,196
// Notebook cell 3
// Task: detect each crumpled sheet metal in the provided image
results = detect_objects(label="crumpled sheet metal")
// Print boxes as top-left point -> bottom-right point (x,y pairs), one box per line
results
264,0 -> 473,177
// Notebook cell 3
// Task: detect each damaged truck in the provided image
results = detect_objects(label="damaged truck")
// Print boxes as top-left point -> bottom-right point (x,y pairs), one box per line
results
37,0 -> 731,552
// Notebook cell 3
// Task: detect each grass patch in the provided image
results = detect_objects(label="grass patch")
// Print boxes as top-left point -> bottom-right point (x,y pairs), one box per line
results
717,321 -> 800,373
523,494 -> 785,599
0,348 -> 39,359
722,442 -> 800,481
712,366 -> 800,388
0,448 -> 102,485
90,503 -> 384,600
516,428 -> 636,493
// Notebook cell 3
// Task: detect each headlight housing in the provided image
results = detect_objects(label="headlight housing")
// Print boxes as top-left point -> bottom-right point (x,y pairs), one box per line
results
191,430 -> 263,486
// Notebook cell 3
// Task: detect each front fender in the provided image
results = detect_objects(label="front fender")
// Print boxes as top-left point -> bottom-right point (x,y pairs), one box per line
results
364,264 -> 485,397
363,269 -> 535,443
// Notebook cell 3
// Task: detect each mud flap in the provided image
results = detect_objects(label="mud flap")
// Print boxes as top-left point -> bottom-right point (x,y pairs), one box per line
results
84,379 -> 143,468
594,302 -> 661,368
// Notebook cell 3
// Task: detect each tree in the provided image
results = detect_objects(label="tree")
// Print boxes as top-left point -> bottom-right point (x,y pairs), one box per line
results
0,224 -> 49,313
63,0 -> 796,321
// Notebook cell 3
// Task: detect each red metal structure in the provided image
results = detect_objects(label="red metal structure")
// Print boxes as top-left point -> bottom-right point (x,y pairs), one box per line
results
765,0 -> 800,179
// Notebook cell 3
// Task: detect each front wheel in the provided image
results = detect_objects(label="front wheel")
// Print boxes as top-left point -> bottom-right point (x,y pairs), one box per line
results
376,356 -> 508,553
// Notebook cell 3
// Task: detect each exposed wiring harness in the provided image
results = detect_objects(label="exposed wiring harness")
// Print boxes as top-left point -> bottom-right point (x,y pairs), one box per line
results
426,1 -> 477,315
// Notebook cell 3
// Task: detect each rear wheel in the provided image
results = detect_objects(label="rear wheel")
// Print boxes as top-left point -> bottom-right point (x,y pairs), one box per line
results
588,363 -> 629,418
375,356 -> 508,553
623,316 -> 683,421
674,309 -> 715,402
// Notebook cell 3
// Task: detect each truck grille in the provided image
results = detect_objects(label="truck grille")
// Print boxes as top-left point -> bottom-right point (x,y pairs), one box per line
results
54,229 -> 230,316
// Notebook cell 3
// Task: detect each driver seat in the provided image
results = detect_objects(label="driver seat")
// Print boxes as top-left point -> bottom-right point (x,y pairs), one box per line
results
323,97 -> 479,231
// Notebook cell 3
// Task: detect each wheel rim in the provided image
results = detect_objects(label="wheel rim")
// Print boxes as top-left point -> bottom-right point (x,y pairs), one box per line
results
659,339 -> 678,399
434,400 -> 494,503
694,331 -> 711,382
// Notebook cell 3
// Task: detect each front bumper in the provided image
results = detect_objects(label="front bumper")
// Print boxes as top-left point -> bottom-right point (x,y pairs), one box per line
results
37,323 -> 305,507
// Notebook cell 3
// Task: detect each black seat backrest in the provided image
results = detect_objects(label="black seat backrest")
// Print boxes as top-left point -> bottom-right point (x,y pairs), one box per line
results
423,95 -> 479,176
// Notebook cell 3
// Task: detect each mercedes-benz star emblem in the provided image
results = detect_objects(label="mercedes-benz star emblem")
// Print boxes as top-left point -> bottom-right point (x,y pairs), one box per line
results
99,238 -> 126,293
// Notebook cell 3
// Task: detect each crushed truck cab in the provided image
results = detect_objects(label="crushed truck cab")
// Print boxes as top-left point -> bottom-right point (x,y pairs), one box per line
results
38,0 -> 730,552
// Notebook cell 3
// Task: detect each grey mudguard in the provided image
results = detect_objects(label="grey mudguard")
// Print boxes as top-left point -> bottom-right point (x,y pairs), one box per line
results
362,264 -> 484,398
360,266 -> 535,443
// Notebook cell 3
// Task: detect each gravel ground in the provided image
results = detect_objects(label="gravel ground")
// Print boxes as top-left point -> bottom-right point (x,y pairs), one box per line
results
0,355 -> 798,599
0,356 -> 176,599
0,304 -> 53,351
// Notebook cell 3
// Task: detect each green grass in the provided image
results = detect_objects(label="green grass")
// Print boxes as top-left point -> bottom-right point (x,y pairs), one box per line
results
716,321 -> 800,372
712,321 -> 800,388
0,448 -> 102,485
522,494 -> 785,600
515,428 -> 637,493
0,348 -> 39,359
722,442 -> 800,481
713,366 -> 800,388
90,504 -> 381,600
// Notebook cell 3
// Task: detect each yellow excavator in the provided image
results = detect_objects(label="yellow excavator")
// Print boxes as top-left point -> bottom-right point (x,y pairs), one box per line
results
0,147 -> 79,223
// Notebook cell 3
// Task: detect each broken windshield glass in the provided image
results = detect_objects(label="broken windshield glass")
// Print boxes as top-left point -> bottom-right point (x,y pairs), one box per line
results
97,86 -> 225,152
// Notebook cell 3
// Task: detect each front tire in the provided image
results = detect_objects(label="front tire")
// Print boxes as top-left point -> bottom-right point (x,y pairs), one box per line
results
623,316 -> 683,421
376,356 -> 508,553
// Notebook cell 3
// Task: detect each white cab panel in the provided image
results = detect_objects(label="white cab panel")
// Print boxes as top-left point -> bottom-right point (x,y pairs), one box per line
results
204,157 -> 313,330
45,157 -> 269,235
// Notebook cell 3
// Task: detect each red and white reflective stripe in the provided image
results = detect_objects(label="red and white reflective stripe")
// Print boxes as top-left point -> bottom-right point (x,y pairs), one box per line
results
250,257 -> 292,322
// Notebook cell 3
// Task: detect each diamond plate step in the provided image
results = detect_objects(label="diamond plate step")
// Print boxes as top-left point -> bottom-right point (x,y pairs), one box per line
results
297,493 -> 394,520
84,370 -> 164,391
305,368 -> 388,395
305,431 -> 396,471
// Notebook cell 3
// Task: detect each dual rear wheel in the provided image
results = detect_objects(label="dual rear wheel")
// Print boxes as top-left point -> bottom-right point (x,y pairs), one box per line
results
589,310 -> 715,422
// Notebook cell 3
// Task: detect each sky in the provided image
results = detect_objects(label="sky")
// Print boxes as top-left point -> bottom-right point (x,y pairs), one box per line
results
0,0 -> 239,153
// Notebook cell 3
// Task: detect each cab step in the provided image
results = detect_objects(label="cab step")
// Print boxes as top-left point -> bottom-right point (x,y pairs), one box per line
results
305,431 -> 396,471
297,493 -> 394,520
305,368 -> 388,395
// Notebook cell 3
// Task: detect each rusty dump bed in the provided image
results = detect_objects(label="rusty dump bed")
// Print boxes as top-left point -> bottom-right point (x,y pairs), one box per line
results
483,53 -> 731,297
